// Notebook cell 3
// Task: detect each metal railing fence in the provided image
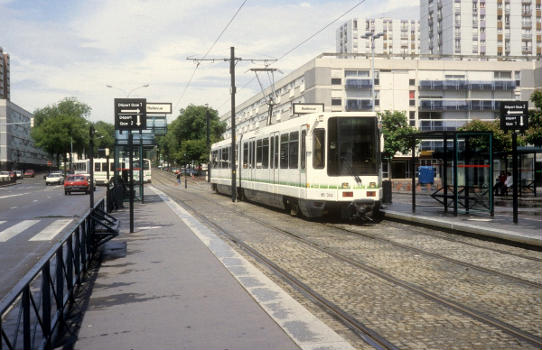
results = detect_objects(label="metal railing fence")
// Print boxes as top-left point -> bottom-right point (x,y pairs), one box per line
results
0,200 -> 105,350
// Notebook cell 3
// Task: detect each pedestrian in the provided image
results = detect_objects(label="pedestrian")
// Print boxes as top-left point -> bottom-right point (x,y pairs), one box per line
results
176,172 -> 181,184
494,171 -> 506,196
504,172 -> 513,196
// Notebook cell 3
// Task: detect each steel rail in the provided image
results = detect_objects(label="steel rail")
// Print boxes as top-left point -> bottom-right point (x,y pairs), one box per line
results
152,177 -> 398,350
328,224 -> 542,288
152,173 -> 542,348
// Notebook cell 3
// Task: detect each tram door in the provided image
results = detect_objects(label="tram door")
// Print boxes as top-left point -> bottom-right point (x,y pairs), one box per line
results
299,127 -> 307,196
270,132 -> 280,186
248,138 -> 255,182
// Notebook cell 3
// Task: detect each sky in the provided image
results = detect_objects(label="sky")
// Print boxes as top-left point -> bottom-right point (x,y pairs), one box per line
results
0,0 -> 418,123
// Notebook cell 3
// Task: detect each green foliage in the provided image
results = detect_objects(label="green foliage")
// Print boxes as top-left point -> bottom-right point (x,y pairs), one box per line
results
93,121 -> 115,154
379,110 -> 416,159
458,119 -> 514,154
525,89 -> 542,147
159,104 -> 226,165
31,98 -> 92,162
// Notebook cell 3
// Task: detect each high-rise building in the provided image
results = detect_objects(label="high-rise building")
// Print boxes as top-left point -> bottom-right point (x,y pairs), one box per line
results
0,47 -> 10,100
337,18 -> 420,55
421,0 -> 542,57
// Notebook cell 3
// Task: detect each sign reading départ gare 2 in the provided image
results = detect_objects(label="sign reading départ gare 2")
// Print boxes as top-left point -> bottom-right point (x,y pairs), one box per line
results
114,98 -> 147,131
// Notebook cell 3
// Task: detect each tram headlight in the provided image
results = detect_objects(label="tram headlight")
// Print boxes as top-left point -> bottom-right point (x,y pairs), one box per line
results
342,182 -> 350,189
369,182 -> 376,188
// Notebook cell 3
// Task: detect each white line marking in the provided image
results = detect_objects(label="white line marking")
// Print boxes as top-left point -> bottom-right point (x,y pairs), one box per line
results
32,200 -> 38,202
0,192 -> 31,199
30,219 -> 73,241
149,186 -> 355,350
0,221 -> 6,225
0,220 -> 40,242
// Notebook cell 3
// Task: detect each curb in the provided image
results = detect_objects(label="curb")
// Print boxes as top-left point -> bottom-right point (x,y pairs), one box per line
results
382,209 -> 542,248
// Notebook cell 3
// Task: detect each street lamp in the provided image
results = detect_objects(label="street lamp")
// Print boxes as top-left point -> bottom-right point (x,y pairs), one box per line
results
361,31 -> 384,111
105,84 -> 150,97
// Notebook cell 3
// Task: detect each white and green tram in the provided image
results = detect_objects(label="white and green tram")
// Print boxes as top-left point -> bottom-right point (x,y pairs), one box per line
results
210,112 -> 383,220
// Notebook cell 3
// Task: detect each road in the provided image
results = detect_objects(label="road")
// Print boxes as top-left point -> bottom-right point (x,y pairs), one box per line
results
0,176 -> 105,299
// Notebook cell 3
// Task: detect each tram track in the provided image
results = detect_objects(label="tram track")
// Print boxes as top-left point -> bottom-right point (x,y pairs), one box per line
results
152,173 -> 542,348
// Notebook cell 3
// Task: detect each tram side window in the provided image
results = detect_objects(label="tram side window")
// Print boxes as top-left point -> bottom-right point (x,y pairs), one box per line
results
212,151 -> 218,168
95,162 -> 100,172
270,137 -> 275,169
289,132 -> 298,169
313,128 -> 325,169
256,139 -> 263,168
274,136 -> 279,168
250,141 -> 256,168
280,134 -> 289,169
301,130 -> 306,170
243,143 -> 249,168
262,138 -> 269,169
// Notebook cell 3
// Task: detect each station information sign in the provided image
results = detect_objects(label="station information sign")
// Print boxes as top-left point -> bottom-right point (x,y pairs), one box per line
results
500,101 -> 528,132
115,98 -> 147,131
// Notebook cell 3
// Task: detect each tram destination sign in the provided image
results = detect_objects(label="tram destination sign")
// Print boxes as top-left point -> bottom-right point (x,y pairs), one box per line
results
115,98 -> 147,131
500,101 -> 528,132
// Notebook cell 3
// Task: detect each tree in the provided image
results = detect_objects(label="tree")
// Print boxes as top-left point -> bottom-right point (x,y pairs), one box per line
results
525,89 -> 542,147
458,119 -> 515,154
163,104 -> 226,166
31,98 -> 91,169
93,121 -> 115,155
379,110 -> 416,178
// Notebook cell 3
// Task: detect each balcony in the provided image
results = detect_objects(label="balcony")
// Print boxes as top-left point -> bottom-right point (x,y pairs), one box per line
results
345,79 -> 372,89
522,33 -> 533,40
419,100 -> 501,112
419,79 -> 467,90
346,99 -> 373,111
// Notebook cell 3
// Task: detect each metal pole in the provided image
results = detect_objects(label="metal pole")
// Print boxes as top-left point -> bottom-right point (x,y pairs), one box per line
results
411,138 -> 416,213
207,106 -> 211,182
89,126 -> 95,209
371,36 -> 376,111
129,132 -> 134,233
443,132 -> 448,213
139,130 -> 144,204
230,46 -> 237,202
512,132 -> 518,224
453,134 -> 458,216
106,153 -> 110,211
70,137 -> 73,172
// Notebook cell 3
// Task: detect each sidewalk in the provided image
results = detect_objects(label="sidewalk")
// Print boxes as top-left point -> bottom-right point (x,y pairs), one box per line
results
75,186 -> 354,350
382,192 -> 542,247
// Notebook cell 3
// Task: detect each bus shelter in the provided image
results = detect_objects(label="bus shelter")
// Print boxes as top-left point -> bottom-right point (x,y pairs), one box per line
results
408,131 -> 494,216
114,130 -> 156,203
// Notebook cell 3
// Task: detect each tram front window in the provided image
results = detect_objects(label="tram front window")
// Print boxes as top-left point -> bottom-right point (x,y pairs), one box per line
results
327,117 -> 378,176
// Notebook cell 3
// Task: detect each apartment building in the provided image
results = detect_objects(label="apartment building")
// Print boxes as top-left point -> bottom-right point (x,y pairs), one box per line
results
420,0 -> 542,57
222,54 -> 539,160
337,18 -> 420,55
0,47 -> 9,100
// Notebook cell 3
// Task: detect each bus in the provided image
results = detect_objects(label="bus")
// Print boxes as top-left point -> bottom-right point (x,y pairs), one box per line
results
73,158 -> 150,184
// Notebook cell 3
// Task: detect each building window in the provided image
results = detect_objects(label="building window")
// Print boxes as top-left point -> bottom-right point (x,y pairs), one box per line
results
331,98 -> 342,106
409,111 -> 416,119
409,100 -> 416,106
409,90 -> 415,99
409,79 -> 415,85
331,78 -> 342,85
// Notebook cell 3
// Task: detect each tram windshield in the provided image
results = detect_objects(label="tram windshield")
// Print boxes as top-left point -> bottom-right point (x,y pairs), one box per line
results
327,117 -> 378,176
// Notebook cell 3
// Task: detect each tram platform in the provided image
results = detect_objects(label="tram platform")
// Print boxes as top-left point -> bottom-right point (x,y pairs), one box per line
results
382,191 -> 542,248
74,186 -> 354,350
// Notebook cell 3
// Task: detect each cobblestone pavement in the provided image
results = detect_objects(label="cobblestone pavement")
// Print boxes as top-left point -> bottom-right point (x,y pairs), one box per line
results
153,173 -> 541,350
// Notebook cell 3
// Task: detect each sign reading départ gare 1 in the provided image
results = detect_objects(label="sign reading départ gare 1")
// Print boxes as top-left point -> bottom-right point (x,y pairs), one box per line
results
114,98 -> 147,131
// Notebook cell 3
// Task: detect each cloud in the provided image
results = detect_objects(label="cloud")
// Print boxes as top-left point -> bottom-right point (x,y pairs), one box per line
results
4,0 -> 421,122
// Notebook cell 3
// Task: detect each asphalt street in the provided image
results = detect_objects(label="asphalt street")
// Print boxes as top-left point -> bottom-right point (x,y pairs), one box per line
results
0,176 -> 105,299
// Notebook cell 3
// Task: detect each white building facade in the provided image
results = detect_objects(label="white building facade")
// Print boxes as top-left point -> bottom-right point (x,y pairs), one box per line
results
222,53 -> 540,154
421,0 -> 542,57
0,99 -> 49,170
337,18 -> 420,55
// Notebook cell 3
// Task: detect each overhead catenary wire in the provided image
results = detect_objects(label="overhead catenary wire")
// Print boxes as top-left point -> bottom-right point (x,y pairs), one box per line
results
175,0 -> 249,110
219,0 -> 369,112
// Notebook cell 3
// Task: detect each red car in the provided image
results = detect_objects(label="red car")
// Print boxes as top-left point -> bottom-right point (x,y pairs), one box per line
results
23,169 -> 35,177
64,175 -> 91,195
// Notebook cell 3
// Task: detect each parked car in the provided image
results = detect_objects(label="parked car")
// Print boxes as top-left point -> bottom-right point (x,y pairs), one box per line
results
64,175 -> 92,195
45,172 -> 64,185
13,170 -> 23,179
0,171 -> 10,182
23,169 -> 35,177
